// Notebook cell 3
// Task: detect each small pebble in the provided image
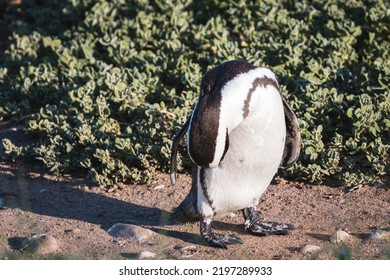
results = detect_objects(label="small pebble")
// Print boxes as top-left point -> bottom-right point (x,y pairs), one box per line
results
65,228 -> 81,235
175,245 -> 198,258
301,244 -> 322,254
366,229 -> 390,241
138,251 -> 156,259
19,234 -> 58,254
330,229 -> 350,244
153,184 -> 165,190
108,223 -> 155,241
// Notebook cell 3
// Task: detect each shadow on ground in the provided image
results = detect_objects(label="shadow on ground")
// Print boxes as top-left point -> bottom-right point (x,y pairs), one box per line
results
0,161 -> 209,246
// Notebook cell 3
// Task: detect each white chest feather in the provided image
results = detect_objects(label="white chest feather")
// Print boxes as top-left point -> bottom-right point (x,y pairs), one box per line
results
209,68 -> 279,168
197,81 -> 286,217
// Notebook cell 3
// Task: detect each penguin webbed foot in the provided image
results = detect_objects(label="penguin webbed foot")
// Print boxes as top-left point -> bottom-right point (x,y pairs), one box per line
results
243,207 -> 294,236
247,221 -> 294,236
200,220 -> 243,249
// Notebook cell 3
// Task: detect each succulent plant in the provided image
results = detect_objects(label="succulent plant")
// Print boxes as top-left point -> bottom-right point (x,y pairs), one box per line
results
1,0 -> 388,187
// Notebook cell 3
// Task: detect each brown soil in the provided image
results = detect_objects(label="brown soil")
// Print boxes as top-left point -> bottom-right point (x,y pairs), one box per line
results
0,127 -> 389,260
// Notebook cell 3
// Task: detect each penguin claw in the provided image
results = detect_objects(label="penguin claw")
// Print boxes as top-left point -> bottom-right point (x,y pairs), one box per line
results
247,221 -> 294,236
229,233 -> 244,243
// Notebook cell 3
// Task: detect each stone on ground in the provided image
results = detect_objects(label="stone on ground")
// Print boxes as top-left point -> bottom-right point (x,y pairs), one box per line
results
108,223 -> 155,241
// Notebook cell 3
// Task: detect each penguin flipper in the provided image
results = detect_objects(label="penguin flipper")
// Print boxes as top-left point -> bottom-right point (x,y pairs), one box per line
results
170,118 -> 190,185
281,97 -> 301,166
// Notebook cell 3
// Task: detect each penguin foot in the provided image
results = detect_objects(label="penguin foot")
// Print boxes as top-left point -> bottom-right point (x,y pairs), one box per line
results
246,221 -> 294,236
242,207 -> 294,236
200,220 -> 243,249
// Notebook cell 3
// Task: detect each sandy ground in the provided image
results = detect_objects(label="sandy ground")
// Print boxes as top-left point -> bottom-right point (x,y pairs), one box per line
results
0,136 -> 389,260
0,0 -> 389,262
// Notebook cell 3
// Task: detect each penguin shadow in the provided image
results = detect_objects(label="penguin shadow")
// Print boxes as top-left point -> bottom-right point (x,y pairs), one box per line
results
150,226 -> 204,246
0,163 -> 199,246
212,220 -> 246,233
151,222 -> 248,248
149,214 -> 246,247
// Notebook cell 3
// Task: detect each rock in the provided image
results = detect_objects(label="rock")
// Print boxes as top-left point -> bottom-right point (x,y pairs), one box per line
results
366,229 -> 390,241
18,234 -> 58,254
65,228 -> 81,235
330,229 -> 350,244
301,244 -> 322,254
108,223 -> 155,241
174,245 -> 198,258
153,184 -> 165,190
138,251 -> 156,259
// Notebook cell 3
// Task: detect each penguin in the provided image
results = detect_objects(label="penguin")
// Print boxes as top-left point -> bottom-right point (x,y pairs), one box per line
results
170,59 -> 301,249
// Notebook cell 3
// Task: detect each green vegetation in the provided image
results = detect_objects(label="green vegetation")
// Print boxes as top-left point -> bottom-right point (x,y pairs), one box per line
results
0,0 -> 389,186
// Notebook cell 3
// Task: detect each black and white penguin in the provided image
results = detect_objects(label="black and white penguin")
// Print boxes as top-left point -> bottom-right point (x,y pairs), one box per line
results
170,59 -> 301,249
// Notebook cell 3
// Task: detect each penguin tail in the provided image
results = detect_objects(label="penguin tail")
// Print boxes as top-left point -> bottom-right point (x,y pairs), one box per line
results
170,196 -> 198,223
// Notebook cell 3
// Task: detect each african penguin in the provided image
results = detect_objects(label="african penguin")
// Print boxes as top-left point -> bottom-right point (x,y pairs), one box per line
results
170,59 -> 301,249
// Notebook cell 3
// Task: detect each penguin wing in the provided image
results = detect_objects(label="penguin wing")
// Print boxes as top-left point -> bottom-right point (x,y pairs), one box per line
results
281,97 -> 301,166
170,118 -> 190,185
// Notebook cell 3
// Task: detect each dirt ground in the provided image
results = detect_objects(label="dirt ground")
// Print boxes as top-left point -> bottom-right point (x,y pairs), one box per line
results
0,127 -> 389,260
0,0 -> 389,261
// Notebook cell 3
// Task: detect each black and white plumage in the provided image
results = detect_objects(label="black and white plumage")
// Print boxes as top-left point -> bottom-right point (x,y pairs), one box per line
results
170,59 -> 301,248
